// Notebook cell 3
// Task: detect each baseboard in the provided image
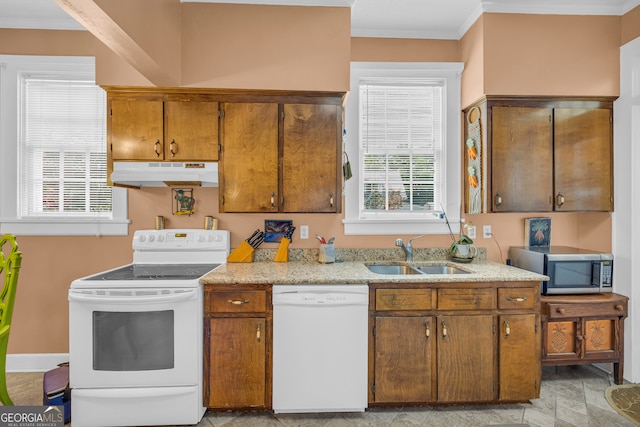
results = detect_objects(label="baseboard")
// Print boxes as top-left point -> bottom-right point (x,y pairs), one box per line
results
6,353 -> 70,372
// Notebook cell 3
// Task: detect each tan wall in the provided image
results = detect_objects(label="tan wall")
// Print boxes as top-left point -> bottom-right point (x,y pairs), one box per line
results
1,7 -> 627,354
482,13 -> 620,97
622,4 -> 640,45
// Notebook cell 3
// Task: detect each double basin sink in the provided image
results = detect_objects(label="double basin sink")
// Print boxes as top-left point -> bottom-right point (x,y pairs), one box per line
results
366,263 -> 470,276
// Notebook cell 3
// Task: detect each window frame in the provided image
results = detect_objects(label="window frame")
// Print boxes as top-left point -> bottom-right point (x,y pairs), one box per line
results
343,62 -> 464,235
0,55 -> 129,236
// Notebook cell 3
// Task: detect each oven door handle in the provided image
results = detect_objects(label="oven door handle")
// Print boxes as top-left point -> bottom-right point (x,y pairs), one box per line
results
68,289 -> 198,304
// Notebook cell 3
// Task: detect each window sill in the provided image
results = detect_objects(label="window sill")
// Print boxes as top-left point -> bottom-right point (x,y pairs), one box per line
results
0,218 -> 130,236
343,218 -> 460,236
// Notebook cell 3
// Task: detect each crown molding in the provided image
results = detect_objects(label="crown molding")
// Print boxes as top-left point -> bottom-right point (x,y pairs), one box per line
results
482,0 -> 640,16
180,0 -> 355,6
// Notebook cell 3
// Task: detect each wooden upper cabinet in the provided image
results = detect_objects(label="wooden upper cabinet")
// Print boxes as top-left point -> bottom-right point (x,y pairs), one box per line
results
109,98 -> 218,161
491,107 -> 553,212
282,104 -> 341,213
219,102 -> 279,213
554,108 -> 613,211
220,99 -> 343,213
463,96 -> 615,213
111,99 -> 164,161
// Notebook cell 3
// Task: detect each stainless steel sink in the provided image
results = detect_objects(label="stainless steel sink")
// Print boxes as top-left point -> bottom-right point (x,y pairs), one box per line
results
366,264 -> 422,275
366,263 -> 470,275
414,265 -> 469,275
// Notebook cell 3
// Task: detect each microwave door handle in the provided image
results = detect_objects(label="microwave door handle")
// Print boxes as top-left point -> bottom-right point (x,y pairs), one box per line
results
591,261 -> 602,286
68,289 -> 197,304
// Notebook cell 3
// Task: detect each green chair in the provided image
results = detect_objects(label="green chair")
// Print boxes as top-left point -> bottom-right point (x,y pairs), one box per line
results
0,234 -> 22,406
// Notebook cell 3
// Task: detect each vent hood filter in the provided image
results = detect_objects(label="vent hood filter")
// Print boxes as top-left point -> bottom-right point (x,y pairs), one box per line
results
110,162 -> 219,187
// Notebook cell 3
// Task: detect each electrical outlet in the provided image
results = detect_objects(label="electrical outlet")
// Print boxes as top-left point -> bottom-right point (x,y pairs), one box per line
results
300,225 -> 309,239
466,225 -> 476,239
483,225 -> 492,239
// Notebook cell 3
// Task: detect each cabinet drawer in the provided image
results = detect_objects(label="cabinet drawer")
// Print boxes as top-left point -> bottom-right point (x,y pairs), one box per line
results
498,288 -> 537,310
207,290 -> 267,313
438,289 -> 495,310
376,289 -> 432,311
546,301 -> 627,319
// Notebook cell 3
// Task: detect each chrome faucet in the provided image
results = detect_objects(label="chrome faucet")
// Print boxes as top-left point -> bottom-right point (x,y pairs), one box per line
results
395,235 -> 425,263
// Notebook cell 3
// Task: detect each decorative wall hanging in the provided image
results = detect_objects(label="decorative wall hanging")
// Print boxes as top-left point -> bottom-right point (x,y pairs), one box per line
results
466,106 -> 482,214
264,219 -> 293,243
173,188 -> 195,216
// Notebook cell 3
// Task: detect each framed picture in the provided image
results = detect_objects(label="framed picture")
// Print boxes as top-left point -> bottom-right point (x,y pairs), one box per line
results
264,220 -> 293,243
172,188 -> 195,216
525,217 -> 551,247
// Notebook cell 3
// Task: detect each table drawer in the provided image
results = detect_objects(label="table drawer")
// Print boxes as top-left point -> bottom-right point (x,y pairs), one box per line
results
438,288 -> 495,310
376,289 -> 433,311
498,287 -> 537,310
207,290 -> 267,313
546,301 -> 627,319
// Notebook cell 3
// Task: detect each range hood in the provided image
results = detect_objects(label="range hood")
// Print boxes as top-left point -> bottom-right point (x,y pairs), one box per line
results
110,161 -> 218,187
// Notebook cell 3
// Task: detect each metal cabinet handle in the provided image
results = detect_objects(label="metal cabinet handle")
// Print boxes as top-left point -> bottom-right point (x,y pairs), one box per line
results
507,296 -> 528,302
256,322 -> 262,342
228,299 -> 249,305
329,193 -> 334,208
425,321 -> 430,339
441,319 -> 447,338
556,193 -> 565,207
170,139 -> 177,157
271,192 -> 275,208
504,319 -> 511,338
154,140 -> 162,157
495,193 -> 503,207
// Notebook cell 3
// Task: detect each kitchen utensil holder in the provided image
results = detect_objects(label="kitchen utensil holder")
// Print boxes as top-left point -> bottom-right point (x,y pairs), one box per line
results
318,243 -> 335,264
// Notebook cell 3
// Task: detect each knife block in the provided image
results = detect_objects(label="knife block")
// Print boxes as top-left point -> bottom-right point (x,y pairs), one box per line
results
227,241 -> 255,262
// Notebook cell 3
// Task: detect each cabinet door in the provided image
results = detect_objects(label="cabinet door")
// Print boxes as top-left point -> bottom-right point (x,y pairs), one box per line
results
374,316 -> 435,403
491,107 -> 553,212
499,314 -> 540,400
584,318 -> 618,360
207,317 -> 266,408
165,101 -> 219,161
110,100 -> 164,160
554,108 -> 612,211
282,104 -> 340,212
219,103 -> 279,212
543,319 -> 579,359
437,315 -> 494,402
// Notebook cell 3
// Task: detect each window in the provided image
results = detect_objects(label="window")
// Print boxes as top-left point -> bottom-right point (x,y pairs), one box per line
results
344,62 -> 464,235
0,55 -> 129,236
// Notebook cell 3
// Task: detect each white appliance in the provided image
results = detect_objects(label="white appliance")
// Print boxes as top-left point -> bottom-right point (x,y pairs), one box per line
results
110,161 -> 219,187
69,229 -> 229,427
272,284 -> 369,413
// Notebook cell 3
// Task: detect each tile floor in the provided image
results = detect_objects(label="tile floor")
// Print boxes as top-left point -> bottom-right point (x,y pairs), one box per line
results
6,364 -> 637,426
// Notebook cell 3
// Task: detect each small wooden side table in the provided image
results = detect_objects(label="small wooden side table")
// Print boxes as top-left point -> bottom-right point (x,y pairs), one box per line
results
540,292 -> 628,385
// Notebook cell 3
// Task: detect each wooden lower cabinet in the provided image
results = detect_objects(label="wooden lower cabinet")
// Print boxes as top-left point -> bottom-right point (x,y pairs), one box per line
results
540,293 -> 628,385
371,283 -> 540,406
204,286 -> 271,410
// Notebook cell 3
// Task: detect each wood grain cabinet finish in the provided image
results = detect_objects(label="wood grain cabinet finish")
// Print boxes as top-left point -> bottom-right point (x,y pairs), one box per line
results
204,287 -> 271,410
219,98 -> 343,213
540,293 -> 628,385
370,283 -> 540,406
463,96 -> 615,213
109,98 -> 219,162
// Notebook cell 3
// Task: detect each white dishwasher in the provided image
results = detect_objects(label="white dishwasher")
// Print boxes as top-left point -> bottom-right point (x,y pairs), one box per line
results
272,284 -> 369,413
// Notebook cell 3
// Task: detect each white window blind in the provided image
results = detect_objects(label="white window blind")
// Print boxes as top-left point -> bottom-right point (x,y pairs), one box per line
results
359,80 -> 443,213
20,76 -> 112,218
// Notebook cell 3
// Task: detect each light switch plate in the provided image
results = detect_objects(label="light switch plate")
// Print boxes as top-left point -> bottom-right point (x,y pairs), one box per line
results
300,225 -> 309,239
483,225 -> 492,238
467,225 -> 476,239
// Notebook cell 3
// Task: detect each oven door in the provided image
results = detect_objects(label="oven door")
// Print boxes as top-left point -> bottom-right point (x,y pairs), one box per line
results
69,286 -> 202,389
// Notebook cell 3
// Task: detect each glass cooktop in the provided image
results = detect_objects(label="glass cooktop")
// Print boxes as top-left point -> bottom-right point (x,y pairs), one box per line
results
85,264 -> 220,281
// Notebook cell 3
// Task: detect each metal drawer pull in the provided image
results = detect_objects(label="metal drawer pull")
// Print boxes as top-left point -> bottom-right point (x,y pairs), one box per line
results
425,321 -> 430,339
228,299 -> 249,305
257,323 -> 262,342
441,320 -> 447,338
507,296 -> 527,302
504,319 -> 511,338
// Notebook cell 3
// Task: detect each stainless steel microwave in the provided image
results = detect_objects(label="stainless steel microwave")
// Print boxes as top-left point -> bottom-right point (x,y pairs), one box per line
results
508,246 -> 613,295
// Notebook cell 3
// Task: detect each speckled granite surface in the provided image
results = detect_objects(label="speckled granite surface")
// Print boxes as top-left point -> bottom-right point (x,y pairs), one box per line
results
201,248 -> 548,285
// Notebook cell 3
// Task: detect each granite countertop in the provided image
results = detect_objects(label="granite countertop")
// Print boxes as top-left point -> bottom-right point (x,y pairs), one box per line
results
200,247 -> 548,285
